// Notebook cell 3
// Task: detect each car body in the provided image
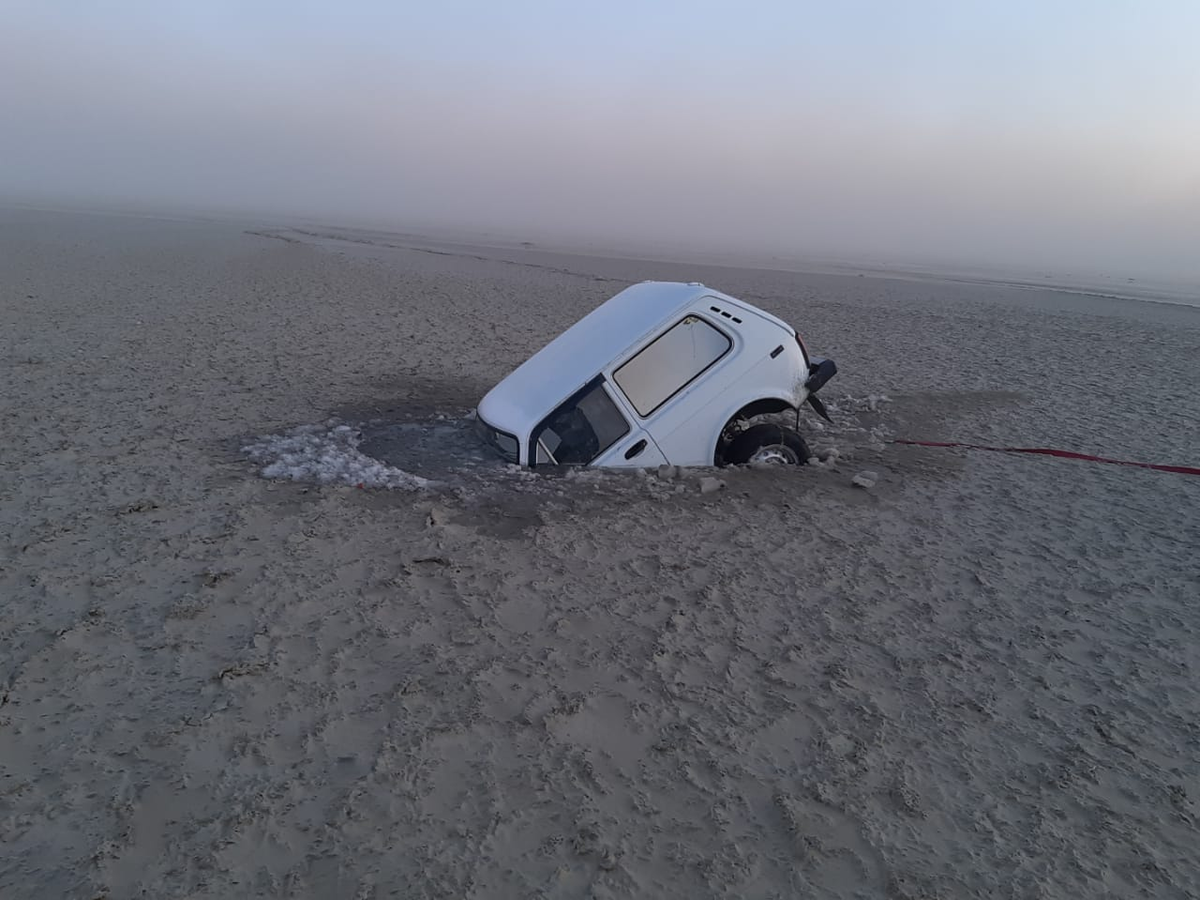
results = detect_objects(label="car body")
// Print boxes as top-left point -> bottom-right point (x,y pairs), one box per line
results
475,281 -> 836,468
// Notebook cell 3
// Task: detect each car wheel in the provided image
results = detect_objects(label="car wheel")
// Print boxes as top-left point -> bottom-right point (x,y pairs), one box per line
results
724,423 -> 811,466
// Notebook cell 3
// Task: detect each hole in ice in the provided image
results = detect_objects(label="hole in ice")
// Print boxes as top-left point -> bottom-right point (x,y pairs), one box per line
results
242,415 -> 517,490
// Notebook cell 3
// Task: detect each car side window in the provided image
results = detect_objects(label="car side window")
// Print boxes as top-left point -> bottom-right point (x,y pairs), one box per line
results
533,378 -> 630,465
612,315 -> 732,417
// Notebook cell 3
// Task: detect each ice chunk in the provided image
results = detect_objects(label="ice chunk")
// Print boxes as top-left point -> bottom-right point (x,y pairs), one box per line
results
243,422 -> 431,490
851,471 -> 879,489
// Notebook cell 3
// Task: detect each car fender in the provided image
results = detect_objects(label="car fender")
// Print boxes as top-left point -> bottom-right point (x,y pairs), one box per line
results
707,387 -> 805,464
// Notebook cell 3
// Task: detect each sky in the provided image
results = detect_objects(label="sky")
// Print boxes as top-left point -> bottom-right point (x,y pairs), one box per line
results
3,1 -> 1198,277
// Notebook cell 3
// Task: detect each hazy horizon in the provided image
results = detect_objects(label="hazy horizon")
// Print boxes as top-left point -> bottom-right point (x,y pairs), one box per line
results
4,1 -> 1198,280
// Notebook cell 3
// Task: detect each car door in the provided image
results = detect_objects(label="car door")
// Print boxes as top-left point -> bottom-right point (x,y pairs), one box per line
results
592,410 -> 668,468
589,381 -> 668,468
530,376 -> 667,468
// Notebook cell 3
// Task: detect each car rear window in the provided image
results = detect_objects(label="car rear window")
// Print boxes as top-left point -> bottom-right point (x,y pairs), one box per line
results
613,315 -> 731,416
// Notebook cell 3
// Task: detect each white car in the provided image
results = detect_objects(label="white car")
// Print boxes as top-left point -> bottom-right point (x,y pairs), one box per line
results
475,281 -> 837,468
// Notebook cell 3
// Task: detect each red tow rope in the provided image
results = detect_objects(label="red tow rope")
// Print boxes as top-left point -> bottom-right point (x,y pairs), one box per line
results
890,439 -> 1200,477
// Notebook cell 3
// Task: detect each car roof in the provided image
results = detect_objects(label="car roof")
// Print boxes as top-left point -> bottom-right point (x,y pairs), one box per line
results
478,281 -> 790,437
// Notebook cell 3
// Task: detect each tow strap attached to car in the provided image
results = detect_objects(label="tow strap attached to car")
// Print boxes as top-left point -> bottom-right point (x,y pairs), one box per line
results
889,439 -> 1200,477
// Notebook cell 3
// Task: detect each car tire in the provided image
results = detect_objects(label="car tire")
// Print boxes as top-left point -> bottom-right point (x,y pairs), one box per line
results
724,423 -> 811,466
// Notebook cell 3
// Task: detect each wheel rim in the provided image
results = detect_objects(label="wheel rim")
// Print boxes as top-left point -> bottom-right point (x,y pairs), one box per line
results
749,444 -> 800,465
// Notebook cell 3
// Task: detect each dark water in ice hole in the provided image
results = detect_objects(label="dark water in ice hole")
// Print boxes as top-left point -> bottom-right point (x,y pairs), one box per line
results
357,417 -> 504,480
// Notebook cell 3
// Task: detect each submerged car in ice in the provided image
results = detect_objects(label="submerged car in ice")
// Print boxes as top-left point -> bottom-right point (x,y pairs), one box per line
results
475,281 -> 837,468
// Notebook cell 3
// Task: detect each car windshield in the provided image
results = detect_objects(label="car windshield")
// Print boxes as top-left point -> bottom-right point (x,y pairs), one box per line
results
532,377 -> 629,465
474,414 -> 519,463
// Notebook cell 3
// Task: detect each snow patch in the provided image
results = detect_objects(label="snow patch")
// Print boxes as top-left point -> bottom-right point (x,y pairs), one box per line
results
243,421 -> 432,490
832,393 -> 893,415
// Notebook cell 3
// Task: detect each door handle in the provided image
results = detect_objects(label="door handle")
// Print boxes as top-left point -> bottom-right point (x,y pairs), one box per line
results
624,439 -> 648,460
